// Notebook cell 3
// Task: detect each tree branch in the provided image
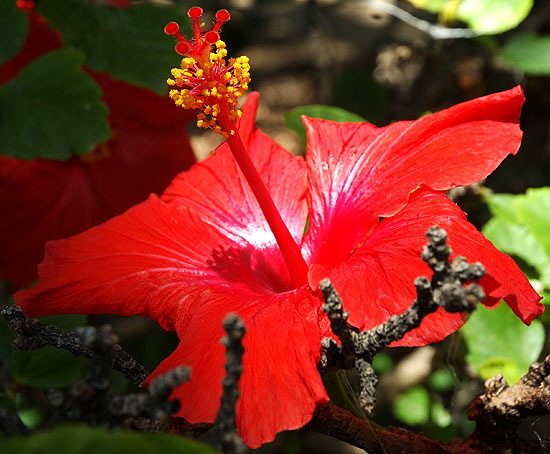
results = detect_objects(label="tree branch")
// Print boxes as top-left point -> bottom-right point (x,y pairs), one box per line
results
319,226 -> 485,413
0,305 -> 149,386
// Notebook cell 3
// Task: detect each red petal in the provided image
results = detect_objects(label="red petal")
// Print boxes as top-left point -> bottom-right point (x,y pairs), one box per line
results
148,287 -> 328,448
84,72 -> 196,215
308,188 -> 543,346
303,87 -> 525,265
16,193 -> 291,326
15,197 -> 327,448
162,98 -> 308,251
235,92 -> 260,144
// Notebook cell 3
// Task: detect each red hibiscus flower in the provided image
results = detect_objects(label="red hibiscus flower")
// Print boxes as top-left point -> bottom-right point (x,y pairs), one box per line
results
0,3 -> 196,289
15,8 -> 543,449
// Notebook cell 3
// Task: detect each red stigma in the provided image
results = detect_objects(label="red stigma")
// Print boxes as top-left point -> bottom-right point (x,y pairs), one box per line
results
164,22 -> 179,35
188,6 -> 203,19
165,7 -> 231,57
175,42 -> 190,56
205,31 -> 220,44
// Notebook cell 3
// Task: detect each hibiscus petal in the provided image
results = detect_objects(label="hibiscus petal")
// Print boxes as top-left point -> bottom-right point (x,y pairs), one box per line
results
16,193 -> 294,327
303,87 -> 525,265
15,195 -> 328,449
85,72 -> 196,216
0,157 -> 107,288
149,287 -> 328,449
162,94 -> 308,248
308,188 -> 543,346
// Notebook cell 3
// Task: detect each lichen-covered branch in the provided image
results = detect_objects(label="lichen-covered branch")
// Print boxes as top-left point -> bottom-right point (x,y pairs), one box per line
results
0,305 -> 148,386
203,313 -> 248,454
44,324 -> 189,431
319,226 -> 486,414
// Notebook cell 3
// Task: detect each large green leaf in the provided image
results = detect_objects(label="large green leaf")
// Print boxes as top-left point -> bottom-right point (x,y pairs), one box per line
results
38,0 -> 190,94
483,192 -> 517,223
0,0 -> 29,64
0,48 -> 110,160
457,0 -> 533,34
483,218 -> 549,274
461,303 -> 544,384
285,105 -> 365,145
500,33 -> 550,76
0,425 -> 218,453
408,0 -> 533,34
483,188 -> 550,289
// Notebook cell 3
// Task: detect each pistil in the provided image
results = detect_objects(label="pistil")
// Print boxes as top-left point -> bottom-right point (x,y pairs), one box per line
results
165,7 -> 309,287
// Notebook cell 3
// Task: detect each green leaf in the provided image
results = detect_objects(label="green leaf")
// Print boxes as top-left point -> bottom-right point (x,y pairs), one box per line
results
372,352 -> 393,374
483,188 -> 550,290
0,0 -> 29,64
513,188 -> 550,258
408,0 -> 534,34
500,33 -> 550,75
38,0 -> 190,94
461,303 -> 544,384
457,0 -> 533,34
0,425 -> 219,454
0,48 -> 110,160
393,386 -> 430,426
482,218 -> 549,274
407,0 -> 446,14
431,400 -> 452,428
483,192 -> 517,222
285,105 -> 365,145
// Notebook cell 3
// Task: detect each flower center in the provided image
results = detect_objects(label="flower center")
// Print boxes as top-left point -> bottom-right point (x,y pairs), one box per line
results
165,7 -> 309,288
165,8 -> 250,139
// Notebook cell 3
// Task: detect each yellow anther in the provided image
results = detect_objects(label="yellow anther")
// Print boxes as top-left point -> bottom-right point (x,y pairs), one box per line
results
167,34 -> 250,136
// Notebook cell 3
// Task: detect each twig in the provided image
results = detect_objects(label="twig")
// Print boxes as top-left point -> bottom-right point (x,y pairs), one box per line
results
0,305 -> 149,386
320,226 -> 485,413
363,0 -> 479,39
43,324 -> 189,430
203,313 -> 248,454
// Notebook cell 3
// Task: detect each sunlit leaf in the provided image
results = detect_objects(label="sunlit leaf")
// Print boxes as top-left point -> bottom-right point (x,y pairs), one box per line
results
461,303 -> 544,384
427,368 -> 455,392
513,188 -> 550,258
500,33 -> 550,75
393,386 -> 430,426
408,0 -> 534,34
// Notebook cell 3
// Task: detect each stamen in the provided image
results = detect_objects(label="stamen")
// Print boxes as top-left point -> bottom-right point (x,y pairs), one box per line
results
165,7 -> 309,287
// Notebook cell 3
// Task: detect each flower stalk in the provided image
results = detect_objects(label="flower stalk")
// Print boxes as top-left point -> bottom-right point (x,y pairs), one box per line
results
166,7 -> 309,287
